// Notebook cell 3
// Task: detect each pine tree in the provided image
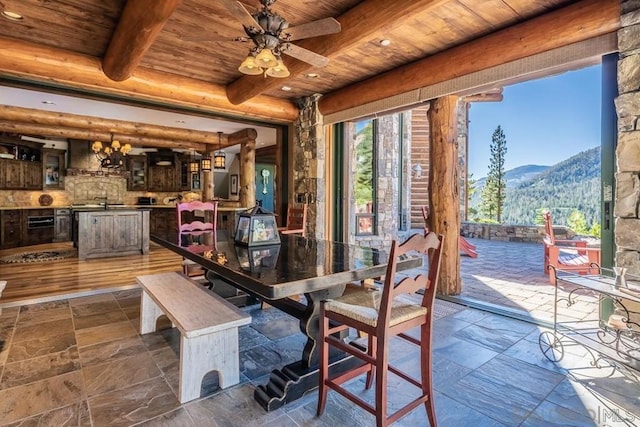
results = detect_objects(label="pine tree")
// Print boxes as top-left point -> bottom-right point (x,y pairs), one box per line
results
480,125 -> 507,222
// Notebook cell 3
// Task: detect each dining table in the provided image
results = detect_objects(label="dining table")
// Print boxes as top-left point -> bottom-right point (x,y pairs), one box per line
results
150,229 -> 424,410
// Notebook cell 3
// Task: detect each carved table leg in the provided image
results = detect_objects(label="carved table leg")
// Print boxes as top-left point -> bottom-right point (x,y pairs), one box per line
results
254,284 -> 361,411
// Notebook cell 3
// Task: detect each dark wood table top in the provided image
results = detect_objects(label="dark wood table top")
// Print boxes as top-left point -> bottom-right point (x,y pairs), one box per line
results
151,230 -> 423,300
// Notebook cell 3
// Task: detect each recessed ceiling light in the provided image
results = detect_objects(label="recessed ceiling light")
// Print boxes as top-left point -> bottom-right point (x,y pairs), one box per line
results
281,86 -> 292,91
41,100 -> 55,105
380,39 -> 391,46
305,73 -> 319,79
1,11 -> 24,21
175,120 -> 186,124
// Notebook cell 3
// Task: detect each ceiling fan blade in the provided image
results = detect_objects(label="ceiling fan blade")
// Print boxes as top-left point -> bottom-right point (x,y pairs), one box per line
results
182,35 -> 250,43
281,43 -> 329,68
285,18 -> 341,41
220,0 -> 262,32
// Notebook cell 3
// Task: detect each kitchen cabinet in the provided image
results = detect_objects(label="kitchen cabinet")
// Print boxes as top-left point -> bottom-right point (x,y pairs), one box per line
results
149,208 -> 177,235
0,159 -> 42,189
42,148 -> 65,190
54,208 -> 71,242
24,161 -> 43,189
1,210 -> 22,249
148,164 -> 178,192
179,155 -> 202,191
128,155 -> 148,190
76,209 -> 149,259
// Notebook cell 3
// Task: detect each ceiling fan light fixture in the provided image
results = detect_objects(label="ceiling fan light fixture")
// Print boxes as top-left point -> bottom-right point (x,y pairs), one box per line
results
255,48 -> 278,68
239,55 -> 263,75
265,58 -> 290,78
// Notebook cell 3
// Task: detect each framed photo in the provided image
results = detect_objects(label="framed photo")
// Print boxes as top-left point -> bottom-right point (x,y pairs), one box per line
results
230,174 -> 239,195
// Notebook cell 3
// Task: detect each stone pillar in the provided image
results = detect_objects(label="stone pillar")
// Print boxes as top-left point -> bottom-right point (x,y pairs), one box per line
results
293,95 -> 325,239
615,1 -> 640,273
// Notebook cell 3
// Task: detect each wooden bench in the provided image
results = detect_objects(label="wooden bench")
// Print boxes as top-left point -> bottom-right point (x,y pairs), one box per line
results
136,272 -> 251,403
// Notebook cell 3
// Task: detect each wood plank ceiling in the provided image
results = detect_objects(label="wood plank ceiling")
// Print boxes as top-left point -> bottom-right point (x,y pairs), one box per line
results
0,0 -> 620,143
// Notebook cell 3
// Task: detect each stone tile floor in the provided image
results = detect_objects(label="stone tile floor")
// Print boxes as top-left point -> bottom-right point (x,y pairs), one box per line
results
0,283 -> 638,426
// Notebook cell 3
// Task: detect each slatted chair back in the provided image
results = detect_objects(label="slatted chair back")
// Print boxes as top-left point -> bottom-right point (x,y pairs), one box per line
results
281,204 -> 308,237
177,201 -> 217,235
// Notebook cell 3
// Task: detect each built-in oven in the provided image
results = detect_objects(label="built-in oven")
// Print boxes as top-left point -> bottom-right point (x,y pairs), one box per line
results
27,215 -> 55,229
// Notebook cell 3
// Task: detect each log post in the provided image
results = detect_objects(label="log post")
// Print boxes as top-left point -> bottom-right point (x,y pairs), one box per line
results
240,138 -> 256,208
202,146 -> 214,202
428,96 -> 460,295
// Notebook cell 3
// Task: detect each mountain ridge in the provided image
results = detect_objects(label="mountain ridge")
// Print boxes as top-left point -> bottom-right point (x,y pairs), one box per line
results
470,146 -> 601,226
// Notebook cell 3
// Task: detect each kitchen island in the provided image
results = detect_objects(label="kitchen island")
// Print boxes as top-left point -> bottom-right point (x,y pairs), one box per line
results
75,207 -> 150,260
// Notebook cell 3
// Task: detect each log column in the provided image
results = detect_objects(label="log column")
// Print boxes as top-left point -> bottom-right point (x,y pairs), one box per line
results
240,138 -> 256,208
202,146 -> 214,201
428,96 -> 460,295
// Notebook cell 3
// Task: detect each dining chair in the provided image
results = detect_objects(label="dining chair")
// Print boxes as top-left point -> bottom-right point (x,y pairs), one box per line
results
177,200 -> 217,279
317,231 -> 444,427
279,204 -> 308,237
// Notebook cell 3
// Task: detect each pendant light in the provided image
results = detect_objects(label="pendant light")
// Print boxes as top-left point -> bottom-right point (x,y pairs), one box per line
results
214,132 -> 226,169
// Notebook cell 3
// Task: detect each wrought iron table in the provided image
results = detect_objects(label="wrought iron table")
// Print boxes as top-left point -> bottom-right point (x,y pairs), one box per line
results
151,230 -> 423,410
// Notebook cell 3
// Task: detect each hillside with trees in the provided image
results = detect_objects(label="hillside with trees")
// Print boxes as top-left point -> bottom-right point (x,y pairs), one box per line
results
470,146 -> 601,226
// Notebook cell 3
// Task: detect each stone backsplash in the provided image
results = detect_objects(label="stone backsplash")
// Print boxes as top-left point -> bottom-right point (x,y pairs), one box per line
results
0,175 -> 201,207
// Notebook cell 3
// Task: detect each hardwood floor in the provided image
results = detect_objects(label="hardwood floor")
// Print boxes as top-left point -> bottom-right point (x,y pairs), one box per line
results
0,242 -> 183,304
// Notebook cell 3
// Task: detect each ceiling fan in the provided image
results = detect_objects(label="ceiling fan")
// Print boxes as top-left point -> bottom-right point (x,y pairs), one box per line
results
219,0 -> 341,77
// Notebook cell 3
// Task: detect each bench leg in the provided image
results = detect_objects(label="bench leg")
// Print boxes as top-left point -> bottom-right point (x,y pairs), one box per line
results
178,328 -> 240,403
140,291 -> 164,334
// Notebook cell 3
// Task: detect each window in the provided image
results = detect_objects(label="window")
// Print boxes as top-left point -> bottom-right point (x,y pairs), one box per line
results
354,119 -> 377,235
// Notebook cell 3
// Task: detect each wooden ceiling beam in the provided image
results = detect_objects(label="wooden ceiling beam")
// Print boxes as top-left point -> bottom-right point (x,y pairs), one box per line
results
103,0 -> 183,82
0,37 -> 298,123
0,105 -> 234,146
228,128 -> 258,145
0,121 -> 207,151
225,0 -> 449,105
318,0 -> 619,116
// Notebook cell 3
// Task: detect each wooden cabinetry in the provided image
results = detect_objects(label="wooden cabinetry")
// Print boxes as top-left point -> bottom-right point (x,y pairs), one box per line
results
76,209 -> 150,259
42,148 -> 65,190
149,208 -> 177,235
24,161 -> 43,189
128,155 -> 148,190
179,155 -> 202,191
54,208 -> 71,242
0,159 -> 43,189
148,163 -> 178,192
1,210 -> 22,249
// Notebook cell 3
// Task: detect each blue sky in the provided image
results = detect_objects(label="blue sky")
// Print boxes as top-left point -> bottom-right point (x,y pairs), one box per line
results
468,64 -> 601,178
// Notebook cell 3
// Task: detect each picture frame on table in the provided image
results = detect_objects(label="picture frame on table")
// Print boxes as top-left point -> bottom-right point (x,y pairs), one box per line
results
230,174 -> 239,195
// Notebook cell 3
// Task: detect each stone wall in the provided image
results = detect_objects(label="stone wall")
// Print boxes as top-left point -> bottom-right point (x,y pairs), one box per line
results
293,95 -> 326,239
615,1 -> 640,274
461,221 -> 575,243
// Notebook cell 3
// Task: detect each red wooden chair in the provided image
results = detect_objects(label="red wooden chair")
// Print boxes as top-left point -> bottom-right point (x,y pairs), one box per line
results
421,205 -> 476,258
543,211 -> 600,284
317,231 -> 444,427
279,204 -> 308,237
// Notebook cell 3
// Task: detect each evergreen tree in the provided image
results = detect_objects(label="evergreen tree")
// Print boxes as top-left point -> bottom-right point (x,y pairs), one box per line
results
480,125 -> 507,222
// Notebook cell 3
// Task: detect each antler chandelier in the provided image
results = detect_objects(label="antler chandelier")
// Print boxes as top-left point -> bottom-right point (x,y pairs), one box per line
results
92,133 -> 131,169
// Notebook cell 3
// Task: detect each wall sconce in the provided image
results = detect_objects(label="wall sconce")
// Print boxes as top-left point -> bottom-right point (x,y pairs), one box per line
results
412,163 -> 423,178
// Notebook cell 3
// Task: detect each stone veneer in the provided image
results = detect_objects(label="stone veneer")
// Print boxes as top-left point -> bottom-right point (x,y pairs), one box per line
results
0,175 -> 201,208
461,221 -> 575,244
293,95 -> 326,240
615,1 -> 640,274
